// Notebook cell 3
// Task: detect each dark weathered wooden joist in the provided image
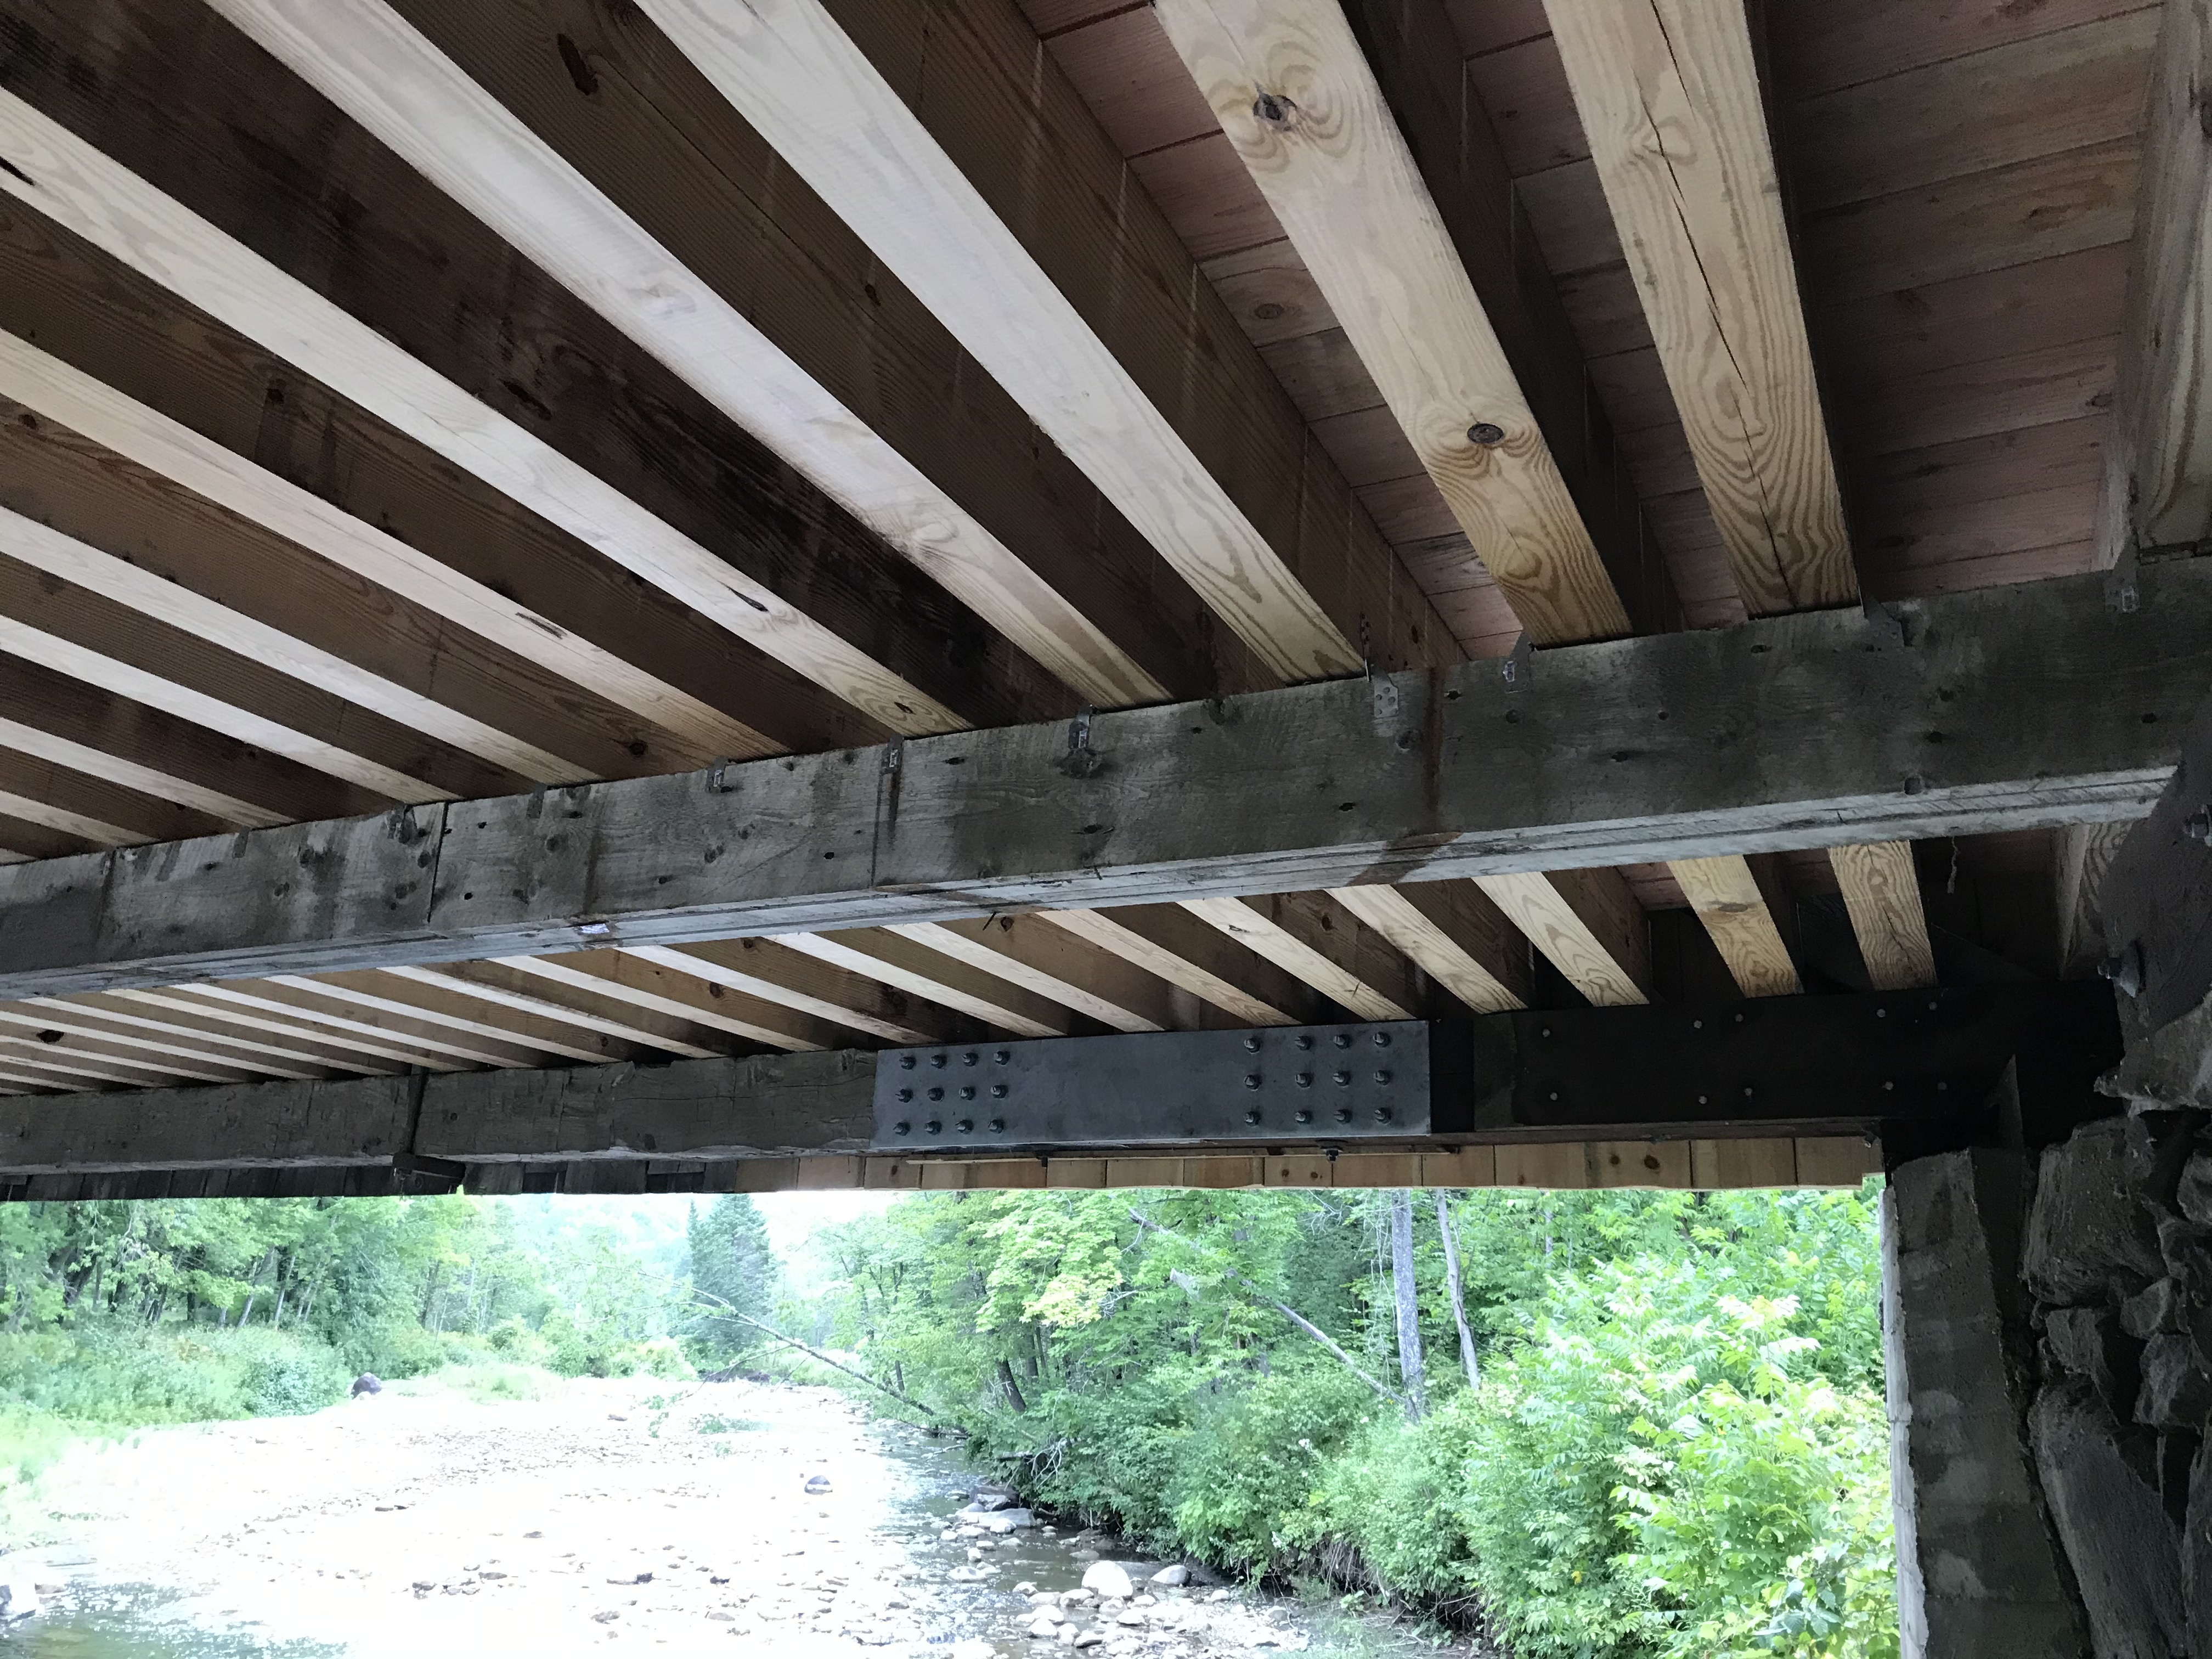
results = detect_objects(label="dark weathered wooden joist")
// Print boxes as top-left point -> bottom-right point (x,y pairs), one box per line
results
0,985 -> 2112,1176
1,563 -> 2203,997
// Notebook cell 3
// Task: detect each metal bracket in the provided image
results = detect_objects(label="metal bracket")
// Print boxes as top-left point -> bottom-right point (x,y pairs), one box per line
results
871,1022 -> 1432,1152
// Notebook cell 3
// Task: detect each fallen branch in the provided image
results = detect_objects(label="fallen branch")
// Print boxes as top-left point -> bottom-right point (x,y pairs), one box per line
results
692,1291 -> 947,1425
1127,1210 -> 1406,1409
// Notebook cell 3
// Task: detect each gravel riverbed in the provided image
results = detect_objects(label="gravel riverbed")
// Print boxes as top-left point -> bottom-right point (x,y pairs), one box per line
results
0,1378 -> 1467,1658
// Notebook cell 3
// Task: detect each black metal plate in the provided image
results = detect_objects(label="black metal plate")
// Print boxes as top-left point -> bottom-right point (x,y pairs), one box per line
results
870,1022 -> 1431,1152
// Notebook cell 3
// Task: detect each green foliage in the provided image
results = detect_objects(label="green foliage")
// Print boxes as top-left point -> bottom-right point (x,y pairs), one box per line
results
686,1196 -> 778,1359
803,1183 -> 1894,1658
1165,1362 -> 1377,1576
234,1328 -> 349,1416
0,1191 -> 697,1456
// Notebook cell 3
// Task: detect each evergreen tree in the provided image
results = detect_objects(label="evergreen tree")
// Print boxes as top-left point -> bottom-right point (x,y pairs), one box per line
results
685,1195 -> 778,1358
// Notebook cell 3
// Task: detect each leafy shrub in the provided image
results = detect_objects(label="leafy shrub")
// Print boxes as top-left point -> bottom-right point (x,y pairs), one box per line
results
632,1339 -> 695,1380
230,1329 -> 349,1417
1165,1363 -> 1376,1575
342,1322 -> 447,1381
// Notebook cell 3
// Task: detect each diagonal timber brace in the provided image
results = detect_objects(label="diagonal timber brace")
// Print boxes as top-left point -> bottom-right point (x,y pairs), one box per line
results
3,563 -> 2210,996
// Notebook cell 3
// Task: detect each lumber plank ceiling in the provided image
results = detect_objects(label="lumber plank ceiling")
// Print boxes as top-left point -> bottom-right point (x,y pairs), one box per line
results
0,0 -> 2159,1096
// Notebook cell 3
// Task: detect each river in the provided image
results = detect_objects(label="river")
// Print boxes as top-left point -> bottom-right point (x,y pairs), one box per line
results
0,1376 -> 1469,1658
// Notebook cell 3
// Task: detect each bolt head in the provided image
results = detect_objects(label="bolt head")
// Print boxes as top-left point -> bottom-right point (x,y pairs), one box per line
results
1295,1073 -> 1313,1088
990,1084 -> 1008,1099
894,1121 -> 912,1136
924,1119 -> 943,1135
896,1087 -> 913,1103
927,1086 -> 944,1101
994,1050 -> 1012,1064
962,1051 -> 979,1066
899,1054 -> 917,1069
989,1118 -> 1006,1133
1244,1073 -> 1262,1090
957,1118 -> 975,1133
1373,1070 -> 1392,1085
1334,1034 -> 1353,1048
1467,421 -> 1506,446
1373,1032 -> 1391,1048
1374,1107 -> 1392,1124
960,1085 -> 976,1100
1334,1108 -> 1353,1124
1244,1035 -> 1262,1051
1295,1035 -> 1313,1051
1294,1109 -> 1313,1125
1244,1109 -> 1262,1125
1333,1070 -> 1351,1086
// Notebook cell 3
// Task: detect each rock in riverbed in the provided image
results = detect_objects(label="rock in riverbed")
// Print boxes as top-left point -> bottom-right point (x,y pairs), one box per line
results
1081,1560 -> 1135,1600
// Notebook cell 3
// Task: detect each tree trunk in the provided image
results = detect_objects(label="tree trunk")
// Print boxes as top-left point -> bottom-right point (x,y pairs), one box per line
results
239,1247 -> 276,1326
1388,1190 -> 1425,1420
1436,1193 -> 1480,1390
997,1357 -> 1029,1414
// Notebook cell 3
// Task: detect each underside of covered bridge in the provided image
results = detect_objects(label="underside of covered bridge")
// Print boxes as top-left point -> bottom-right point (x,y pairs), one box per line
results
2,0 -> 2211,1649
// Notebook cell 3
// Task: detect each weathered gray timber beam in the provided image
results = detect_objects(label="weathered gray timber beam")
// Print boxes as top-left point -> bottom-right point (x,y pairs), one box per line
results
0,1049 -> 873,1176
0,987 -> 2114,1178
3,563 -> 2209,997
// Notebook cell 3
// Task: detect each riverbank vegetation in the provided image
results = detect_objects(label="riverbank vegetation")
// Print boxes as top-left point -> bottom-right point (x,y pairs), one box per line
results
0,1192 -> 785,1483
0,1182 -> 1893,1656
799,1186 -> 1895,1659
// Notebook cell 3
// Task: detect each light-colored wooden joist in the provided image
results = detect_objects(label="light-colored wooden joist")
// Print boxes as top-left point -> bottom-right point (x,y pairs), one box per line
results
0,329 -> 776,763
0,567 -> 478,804
635,0 -> 1381,683
268,973 -> 624,1067
0,656 -> 378,829
0,744 -> 230,846
1669,854 -> 1802,997
27,992 -> 403,1079
885,917 -> 1179,1034
1475,868 -> 1652,1007
0,1036 -> 192,1088
622,940 -> 970,1048
1830,841 -> 1938,991
1543,0 -> 1856,616
381,963 -> 730,1060
493,951 -> 842,1053
204,0 -> 1161,714
108,986 -> 481,1072
0,1026 -> 253,1086
1182,893 -> 1423,1022
0,507 -> 586,785
1328,882 -> 1531,1013
2102,0 -> 2212,563
772,932 -> 1077,1040
1153,0 -> 1629,643
0,84 -> 959,739
1036,906 -> 1329,1028
0,1002 -> 327,1082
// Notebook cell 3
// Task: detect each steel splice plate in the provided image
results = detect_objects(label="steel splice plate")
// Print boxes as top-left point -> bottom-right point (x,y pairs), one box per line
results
870,1022 -> 1431,1152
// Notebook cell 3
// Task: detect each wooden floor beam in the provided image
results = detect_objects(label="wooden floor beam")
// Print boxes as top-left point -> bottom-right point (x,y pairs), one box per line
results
1183,894 -> 1424,1021
2102,0 -> 2212,564
206,0 -> 1165,714
0,564 -> 2198,995
1154,0 -> 1629,644
0,53 -> 976,737
636,0 -> 1454,683
620,941 -> 976,1048
1543,0 -> 1855,616
0,329 -> 774,763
